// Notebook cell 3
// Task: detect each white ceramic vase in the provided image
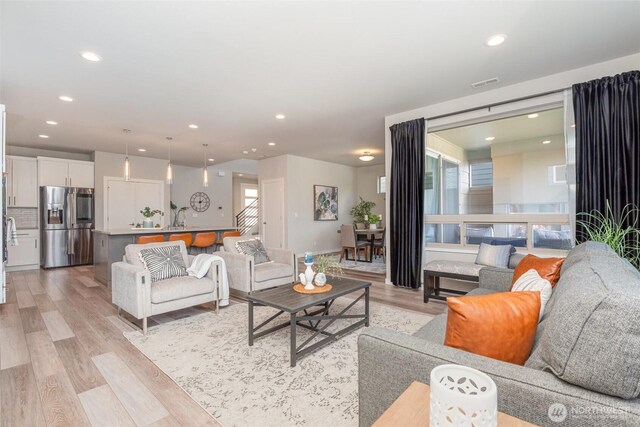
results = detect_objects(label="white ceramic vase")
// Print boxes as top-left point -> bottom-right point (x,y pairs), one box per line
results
304,263 -> 315,289
369,223 -> 377,230
143,219 -> 153,228
429,364 -> 497,427
314,272 -> 327,287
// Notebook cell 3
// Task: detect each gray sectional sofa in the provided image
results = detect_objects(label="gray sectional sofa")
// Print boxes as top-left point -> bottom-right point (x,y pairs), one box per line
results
358,242 -> 640,426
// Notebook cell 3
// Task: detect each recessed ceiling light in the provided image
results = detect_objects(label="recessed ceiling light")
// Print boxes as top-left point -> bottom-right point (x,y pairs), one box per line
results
208,158 -> 215,162
138,148 -> 146,152
542,140 -> 551,144
188,124 -> 198,129
80,51 -> 102,62
528,113 -> 539,119
275,114 -> 286,120
45,120 -> 58,125
238,173 -> 244,177
243,150 -> 249,154
268,142 -> 276,146
571,124 -> 576,128
38,134 -> 49,139
359,151 -> 374,162
59,95 -> 73,102
251,148 -> 257,153
485,136 -> 495,141
486,34 -> 507,47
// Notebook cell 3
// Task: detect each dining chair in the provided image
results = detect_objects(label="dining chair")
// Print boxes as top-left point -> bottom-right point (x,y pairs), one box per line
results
340,224 -> 369,262
373,228 -> 386,261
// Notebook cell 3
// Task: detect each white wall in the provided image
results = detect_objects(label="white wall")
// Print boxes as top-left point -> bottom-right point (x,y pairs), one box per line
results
355,163 -> 386,226
171,159 -> 257,227
94,151 -> 171,230
258,154 -> 358,256
383,53 -> 640,284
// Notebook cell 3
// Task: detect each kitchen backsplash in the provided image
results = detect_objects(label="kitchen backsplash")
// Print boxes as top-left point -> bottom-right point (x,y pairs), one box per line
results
8,207 -> 38,229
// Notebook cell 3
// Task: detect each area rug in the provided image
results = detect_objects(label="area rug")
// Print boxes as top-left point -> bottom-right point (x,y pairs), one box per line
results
124,299 -> 432,427
335,255 -> 387,275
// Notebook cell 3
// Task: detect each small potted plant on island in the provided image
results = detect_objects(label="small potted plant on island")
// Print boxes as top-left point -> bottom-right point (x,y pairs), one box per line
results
140,207 -> 164,228
314,254 -> 343,286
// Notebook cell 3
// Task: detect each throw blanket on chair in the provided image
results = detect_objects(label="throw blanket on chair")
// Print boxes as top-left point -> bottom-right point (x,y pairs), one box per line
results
187,254 -> 230,306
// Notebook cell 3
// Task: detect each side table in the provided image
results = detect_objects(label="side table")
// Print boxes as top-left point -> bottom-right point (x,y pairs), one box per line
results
372,381 -> 536,426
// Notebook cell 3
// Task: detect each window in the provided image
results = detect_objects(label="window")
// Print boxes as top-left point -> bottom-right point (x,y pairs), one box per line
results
377,176 -> 386,194
551,164 -> 567,184
470,161 -> 493,187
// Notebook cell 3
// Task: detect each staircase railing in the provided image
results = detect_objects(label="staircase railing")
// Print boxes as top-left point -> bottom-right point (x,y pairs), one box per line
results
236,198 -> 259,235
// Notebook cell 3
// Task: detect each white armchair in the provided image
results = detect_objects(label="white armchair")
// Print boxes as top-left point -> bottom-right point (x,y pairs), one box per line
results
112,241 -> 222,334
216,236 -> 296,296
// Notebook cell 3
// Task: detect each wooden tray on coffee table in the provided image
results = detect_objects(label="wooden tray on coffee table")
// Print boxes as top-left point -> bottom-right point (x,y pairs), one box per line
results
293,283 -> 333,294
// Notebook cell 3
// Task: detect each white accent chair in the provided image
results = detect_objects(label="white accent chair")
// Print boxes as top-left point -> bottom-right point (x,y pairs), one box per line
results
215,236 -> 296,296
111,240 -> 222,334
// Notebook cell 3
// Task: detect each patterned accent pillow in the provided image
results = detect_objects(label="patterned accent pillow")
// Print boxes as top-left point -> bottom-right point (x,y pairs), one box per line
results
139,245 -> 188,283
235,239 -> 271,265
475,243 -> 512,268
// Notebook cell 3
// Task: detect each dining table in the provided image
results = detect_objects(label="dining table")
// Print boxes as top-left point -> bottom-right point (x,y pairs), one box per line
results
351,227 -> 385,263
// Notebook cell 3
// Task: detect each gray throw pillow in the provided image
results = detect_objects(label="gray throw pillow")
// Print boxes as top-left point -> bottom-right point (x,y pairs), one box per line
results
475,243 -> 512,268
139,245 -> 188,283
235,239 -> 271,265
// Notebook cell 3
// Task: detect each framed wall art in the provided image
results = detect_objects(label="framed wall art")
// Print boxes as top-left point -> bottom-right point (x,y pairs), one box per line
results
314,185 -> 338,221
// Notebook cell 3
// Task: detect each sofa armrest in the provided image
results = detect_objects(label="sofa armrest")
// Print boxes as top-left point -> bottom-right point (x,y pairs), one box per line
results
111,262 -> 151,320
216,251 -> 253,293
267,248 -> 295,266
358,327 -> 640,427
478,266 -> 513,291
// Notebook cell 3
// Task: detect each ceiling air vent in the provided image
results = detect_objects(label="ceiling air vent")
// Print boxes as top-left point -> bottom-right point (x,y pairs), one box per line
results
471,77 -> 499,89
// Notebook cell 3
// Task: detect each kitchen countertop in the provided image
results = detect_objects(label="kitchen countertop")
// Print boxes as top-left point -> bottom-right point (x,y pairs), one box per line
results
93,226 -> 238,236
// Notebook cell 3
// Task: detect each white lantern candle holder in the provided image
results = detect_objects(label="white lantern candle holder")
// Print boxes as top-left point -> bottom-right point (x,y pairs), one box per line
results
429,364 -> 497,427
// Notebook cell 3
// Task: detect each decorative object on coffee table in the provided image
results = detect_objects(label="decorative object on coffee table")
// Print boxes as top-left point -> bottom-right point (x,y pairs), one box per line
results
293,283 -> 333,294
314,185 -> 338,221
315,254 -> 343,287
303,253 -> 315,289
429,364 -> 497,426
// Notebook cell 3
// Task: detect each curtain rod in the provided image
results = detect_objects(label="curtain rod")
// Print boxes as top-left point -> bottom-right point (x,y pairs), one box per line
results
425,87 -> 569,121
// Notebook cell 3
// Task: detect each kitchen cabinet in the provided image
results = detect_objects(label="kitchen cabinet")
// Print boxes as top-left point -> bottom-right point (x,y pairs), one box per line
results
6,156 -> 38,207
105,178 -> 164,229
38,157 -> 94,188
7,229 -> 40,268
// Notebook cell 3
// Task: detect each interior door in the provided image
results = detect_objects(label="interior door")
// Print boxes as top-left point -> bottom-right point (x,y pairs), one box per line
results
106,180 -> 135,229
261,178 -> 284,249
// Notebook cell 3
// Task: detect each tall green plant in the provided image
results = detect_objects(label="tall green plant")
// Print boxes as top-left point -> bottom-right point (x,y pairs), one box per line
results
350,197 -> 376,224
576,201 -> 640,269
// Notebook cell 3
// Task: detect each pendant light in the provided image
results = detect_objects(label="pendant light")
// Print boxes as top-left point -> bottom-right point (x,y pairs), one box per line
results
122,129 -> 131,181
202,143 -> 209,188
166,137 -> 173,184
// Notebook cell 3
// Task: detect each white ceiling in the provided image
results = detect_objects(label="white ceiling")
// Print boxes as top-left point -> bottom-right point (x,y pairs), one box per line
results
1,1 -> 639,167
433,107 -> 564,151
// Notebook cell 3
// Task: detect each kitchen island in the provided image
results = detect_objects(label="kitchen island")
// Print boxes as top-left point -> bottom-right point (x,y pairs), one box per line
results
93,226 -> 239,286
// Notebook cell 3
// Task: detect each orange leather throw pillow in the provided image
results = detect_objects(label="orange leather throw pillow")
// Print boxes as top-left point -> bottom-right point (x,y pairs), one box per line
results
511,254 -> 565,288
444,291 -> 541,365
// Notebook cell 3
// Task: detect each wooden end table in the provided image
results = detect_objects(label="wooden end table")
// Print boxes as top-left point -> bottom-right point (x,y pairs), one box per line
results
373,381 -> 537,427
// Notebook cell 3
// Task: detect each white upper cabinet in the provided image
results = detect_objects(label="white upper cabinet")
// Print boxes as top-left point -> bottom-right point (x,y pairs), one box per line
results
6,156 -> 38,207
38,157 -> 94,188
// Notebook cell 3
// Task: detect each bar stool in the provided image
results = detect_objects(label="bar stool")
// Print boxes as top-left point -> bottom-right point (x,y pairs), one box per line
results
168,233 -> 193,248
190,232 -> 217,254
136,235 -> 164,244
214,230 -> 241,251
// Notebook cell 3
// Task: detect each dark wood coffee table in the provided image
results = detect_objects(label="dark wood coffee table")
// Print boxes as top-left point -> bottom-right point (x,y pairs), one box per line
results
247,277 -> 371,367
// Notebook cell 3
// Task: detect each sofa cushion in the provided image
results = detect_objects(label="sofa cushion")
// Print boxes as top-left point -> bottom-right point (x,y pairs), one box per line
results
254,262 -> 294,283
223,236 -> 245,253
445,291 -> 541,365
235,239 -> 271,265
511,269 -> 552,322
150,275 -> 214,304
424,260 -> 483,277
526,243 -> 640,399
125,240 -> 189,268
475,243 -> 512,268
413,313 -> 447,343
511,254 -> 564,287
139,245 -> 188,283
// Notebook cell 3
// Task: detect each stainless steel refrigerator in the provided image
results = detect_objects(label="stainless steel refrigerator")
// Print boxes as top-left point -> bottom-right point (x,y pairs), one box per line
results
41,186 -> 94,269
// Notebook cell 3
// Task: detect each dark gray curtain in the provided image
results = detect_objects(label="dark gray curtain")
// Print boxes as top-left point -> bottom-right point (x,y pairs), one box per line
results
390,118 -> 425,288
573,70 -> 640,245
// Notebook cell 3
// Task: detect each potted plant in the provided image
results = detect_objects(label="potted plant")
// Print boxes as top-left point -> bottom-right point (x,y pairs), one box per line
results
368,214 -> 381,230
140,207 -> 164,228
314,254 -> 343,286
350,197 -> 376,226
170,201 -> 189,227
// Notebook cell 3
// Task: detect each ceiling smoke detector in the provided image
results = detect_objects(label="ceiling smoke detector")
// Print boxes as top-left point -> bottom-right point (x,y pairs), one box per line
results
471,77 -> 499,89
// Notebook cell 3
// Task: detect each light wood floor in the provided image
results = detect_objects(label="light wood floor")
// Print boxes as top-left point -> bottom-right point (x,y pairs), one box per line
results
0,265 -> 449,426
